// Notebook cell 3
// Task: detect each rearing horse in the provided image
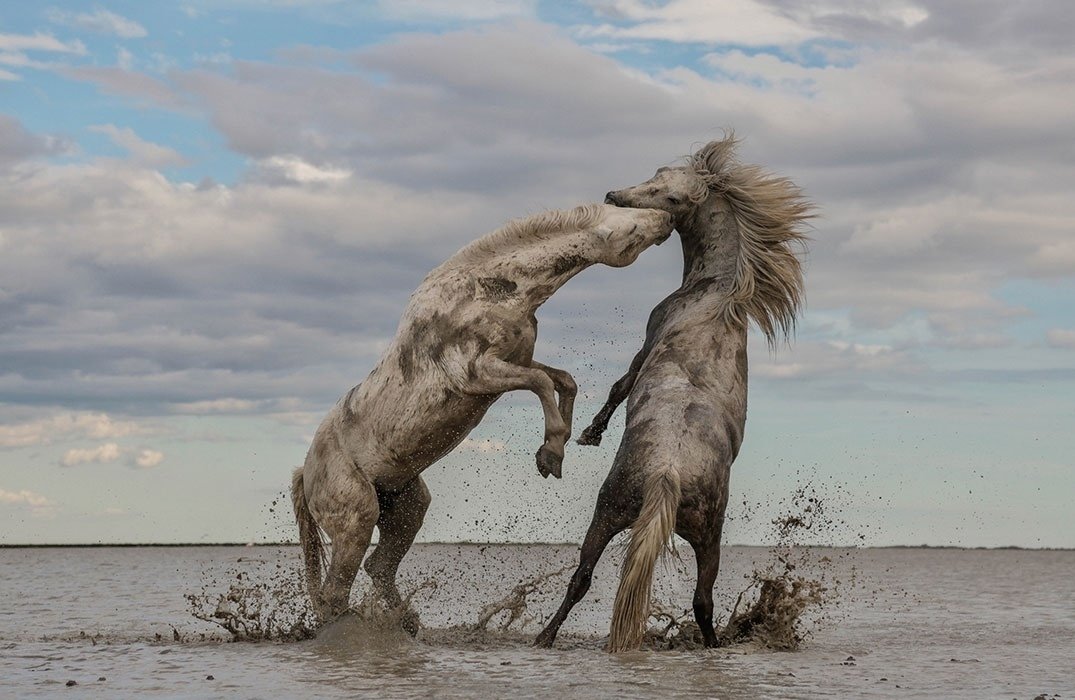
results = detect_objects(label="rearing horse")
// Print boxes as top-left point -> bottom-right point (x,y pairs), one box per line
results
292,203 -> 673,622
535,136 -> 813,651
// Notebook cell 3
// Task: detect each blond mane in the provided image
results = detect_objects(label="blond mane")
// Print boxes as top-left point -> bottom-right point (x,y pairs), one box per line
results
449,203 -> 607,267
689,135 -> 814,345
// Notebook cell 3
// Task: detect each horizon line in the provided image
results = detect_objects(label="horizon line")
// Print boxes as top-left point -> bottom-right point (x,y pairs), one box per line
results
1,541 -> 1072,551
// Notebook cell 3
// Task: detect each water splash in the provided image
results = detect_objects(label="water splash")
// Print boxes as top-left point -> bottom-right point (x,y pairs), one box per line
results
315,579 -> 437,649
187,556 -> 441,644
643,471 -> 862,651
473,564 -> 571,632
186,562 -> 317,642
643,568 -> 825,652
416,564 -> 574,648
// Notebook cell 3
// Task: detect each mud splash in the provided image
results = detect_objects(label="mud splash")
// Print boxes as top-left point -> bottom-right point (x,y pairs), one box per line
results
643,569 -> 826,652
185,471 -> 859,652
473,564 -> 571,632
186,556 -> 441,645
186,558 -> 317,642
415,564 -> 574,649
642,472 -> 861,652
314,580 -> 437,649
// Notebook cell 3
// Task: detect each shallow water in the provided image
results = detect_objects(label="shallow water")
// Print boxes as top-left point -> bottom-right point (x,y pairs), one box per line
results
0,544 -> 1071,698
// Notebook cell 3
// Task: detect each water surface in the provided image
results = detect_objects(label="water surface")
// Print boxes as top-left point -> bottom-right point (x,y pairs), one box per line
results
0,544 -> 1071,698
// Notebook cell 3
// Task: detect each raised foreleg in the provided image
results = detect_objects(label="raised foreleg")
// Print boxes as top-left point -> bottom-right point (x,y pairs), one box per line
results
577,345 -> 648,446
459,355 -> 568,478
530,361 -> 578,441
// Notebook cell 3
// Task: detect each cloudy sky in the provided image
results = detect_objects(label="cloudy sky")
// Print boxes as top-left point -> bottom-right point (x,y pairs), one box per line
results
1,1 -> 1072,547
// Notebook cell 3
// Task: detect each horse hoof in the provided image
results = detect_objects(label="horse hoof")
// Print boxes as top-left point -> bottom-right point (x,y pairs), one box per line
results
536,447 -> 563,479
533,633 -> 555,648
576,427 -> 602,446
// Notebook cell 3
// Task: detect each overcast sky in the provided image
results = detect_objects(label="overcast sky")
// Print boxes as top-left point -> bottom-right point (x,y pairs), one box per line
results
2,1 -> 1073,547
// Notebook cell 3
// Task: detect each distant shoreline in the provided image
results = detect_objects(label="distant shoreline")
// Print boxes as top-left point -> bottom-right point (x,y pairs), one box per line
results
1,542 -> 1071,551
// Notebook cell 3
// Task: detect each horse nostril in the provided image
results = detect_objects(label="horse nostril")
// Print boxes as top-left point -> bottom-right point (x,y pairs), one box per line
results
605,191 -> 620,205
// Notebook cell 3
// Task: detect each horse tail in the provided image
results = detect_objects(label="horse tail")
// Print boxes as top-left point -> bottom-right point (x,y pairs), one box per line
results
608,466 -> 681,652
291,467 -> 325,609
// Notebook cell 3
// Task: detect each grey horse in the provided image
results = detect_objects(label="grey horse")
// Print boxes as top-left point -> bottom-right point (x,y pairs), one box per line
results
535,136 -> 813,651
292,203 -> 673,623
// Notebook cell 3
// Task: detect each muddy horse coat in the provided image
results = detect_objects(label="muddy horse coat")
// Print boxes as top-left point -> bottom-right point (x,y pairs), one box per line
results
292,203 -> 673,623
535,137 -> 813,651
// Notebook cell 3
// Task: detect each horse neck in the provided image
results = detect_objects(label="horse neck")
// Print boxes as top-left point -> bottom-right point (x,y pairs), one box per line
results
678,193 -> 740,291
485,231 -> 597,309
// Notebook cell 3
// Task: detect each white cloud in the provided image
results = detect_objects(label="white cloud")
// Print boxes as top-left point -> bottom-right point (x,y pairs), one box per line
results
0,115 -> 70,164
9,16 -> 1075,419
258,155 -> 351,184
46,8 -> 148,39
754,362 -> 805,379
0,487 -> 54,508
753,338 -> 921,381
116,46 -> 134,70
579,1 -> 931,47
57,442 -> 165,469
60,66 -> 184,108
90,124 -> 188,167
133,449 -> 164,468
61,442 -> 122,467
0,412 -> 146,448
781,1 -> 929,31
0,32 -> 86,80
579,0 -> 819,45
171,398 -> 260,414
376,0 -> 535,21
1046,329 -> 1075,349
703,49 -> 819,92
1,486 -> 57,517
0,32 -> 86,54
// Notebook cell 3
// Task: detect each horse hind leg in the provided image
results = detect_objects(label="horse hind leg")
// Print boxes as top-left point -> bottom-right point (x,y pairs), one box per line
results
688,537 -> 722,648
363,476 -> 431,635
311,460 -> 379,621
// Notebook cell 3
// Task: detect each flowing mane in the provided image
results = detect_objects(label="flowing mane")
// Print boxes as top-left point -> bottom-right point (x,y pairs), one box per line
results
449,203 -> 607,267
689,135 -> 814,345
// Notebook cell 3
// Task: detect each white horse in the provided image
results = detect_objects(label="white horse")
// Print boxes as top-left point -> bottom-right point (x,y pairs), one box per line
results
292,203 -> 673,623
535,136 -> 813,651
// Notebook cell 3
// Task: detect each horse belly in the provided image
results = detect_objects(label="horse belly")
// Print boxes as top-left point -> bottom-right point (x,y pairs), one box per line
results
361,380 -> 496,489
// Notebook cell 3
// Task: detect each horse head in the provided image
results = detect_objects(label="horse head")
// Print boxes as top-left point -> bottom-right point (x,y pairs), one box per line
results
589,204 -> 673,268
605,165 -> 710,229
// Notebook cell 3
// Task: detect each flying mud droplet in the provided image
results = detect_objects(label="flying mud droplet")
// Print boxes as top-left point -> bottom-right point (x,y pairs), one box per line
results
643,468 -> 865,651
419,563 -> 574,648
473,564 -> 571,632
186,556 -> 318,641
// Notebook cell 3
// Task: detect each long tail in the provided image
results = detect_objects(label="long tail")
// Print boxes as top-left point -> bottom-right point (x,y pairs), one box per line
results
608,467 -> 681,652
291,467 -> 326,610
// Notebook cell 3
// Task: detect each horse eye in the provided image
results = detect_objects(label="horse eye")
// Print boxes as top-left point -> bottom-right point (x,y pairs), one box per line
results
666,195 -> 681,205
